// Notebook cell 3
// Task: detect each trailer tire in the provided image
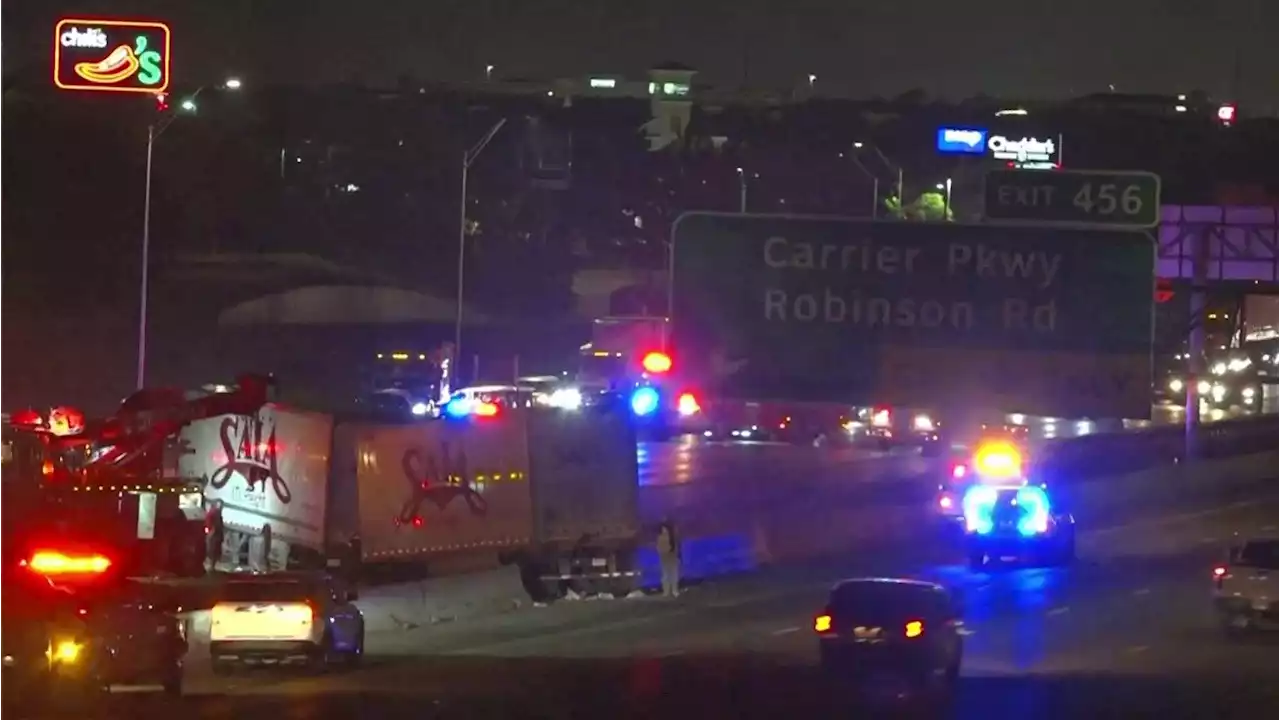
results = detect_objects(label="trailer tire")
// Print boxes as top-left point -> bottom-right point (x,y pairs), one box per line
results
518,556 -> 562,603
608,551 -> 639,598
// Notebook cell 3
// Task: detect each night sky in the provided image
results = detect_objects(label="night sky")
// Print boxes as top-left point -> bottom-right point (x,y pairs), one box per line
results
5,0 -> 1277,113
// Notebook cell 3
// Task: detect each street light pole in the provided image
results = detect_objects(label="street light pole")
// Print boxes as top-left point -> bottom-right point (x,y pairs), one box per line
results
137,123 -> 156,389
453,118 -> 508,380
135,79 -> 240,389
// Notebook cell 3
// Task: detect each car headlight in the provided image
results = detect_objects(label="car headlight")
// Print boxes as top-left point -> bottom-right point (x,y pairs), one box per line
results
1243,386 -> 1257,400
1211,383 -> 1226,401
411,402 -> 429,416
1197,380 -> 1212,395
1168,378 -> 1184,392
549,387 -> 584,410
47,639 -> 83,664
912,414 -> 934,432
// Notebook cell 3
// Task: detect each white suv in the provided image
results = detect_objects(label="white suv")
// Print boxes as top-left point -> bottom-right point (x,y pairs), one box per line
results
1213,537 -> 1278,636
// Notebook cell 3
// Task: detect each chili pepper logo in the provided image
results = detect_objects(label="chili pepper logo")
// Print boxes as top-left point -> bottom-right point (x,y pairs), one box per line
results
73,35 -> 162,86
396,443 -> 488,526
207,415 -> 292,505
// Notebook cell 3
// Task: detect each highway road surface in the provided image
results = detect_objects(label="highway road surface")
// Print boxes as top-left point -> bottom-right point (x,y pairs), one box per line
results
629,403 -> 1275,573
55,484 -> 1277,720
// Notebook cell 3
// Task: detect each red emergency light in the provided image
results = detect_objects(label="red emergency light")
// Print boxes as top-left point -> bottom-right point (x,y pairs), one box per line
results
24,550 -> 112,576
641,351 -> 672,374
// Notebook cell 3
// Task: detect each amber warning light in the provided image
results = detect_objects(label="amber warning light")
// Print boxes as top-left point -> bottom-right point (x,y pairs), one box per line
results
642,351 -> 672,374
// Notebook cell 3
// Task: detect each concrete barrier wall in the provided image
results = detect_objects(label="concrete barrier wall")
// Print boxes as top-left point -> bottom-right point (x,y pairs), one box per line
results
177,448 -> 1280,638
655,450 -> 1278,584
181,562 -> 530,644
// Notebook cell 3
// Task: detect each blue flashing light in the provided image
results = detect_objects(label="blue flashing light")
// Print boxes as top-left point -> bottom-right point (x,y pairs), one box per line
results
962,484 -> 1052,537
630,387 -> 660,417
1014,485 -> 1051,537
961,485 -> 997,535
443,398 -> 472,418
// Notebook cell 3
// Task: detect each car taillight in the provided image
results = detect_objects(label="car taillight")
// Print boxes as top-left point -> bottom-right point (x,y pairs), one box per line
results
1214,565 -> 1229,589
904,619 -> 924,639
871,408 -> 891,427
813,613 -> 833,633
473,401 -> 499,417
951,463 -> 967,479
25,550 -> 112,576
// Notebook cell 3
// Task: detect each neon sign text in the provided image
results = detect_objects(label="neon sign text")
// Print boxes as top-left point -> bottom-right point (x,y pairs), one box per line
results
60,27 -> 107,49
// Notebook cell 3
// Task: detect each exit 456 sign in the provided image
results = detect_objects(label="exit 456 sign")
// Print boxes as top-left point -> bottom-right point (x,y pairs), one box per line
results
984,169 -> 1162,229
54,18 -> 171,94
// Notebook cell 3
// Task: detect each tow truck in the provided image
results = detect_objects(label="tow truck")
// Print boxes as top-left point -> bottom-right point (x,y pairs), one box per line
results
954,439 -> 1076,570
0,376 -> 273,709
2,546 -> 189,709
2,373 -> 273,579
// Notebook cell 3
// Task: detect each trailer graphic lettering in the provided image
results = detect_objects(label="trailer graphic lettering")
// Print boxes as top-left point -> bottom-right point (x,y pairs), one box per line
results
208,414 -> 292,505
397,443 -> 488,525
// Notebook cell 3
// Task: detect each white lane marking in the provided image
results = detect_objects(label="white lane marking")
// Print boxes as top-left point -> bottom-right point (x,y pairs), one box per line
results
1132,588 -> 1151,596
1046,606 -> 1070,616
770,626 -> 801,636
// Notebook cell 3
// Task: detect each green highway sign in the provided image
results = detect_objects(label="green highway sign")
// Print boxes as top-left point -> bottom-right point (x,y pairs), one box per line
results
983,169 -> 1162,228
669,213 -> 1156,419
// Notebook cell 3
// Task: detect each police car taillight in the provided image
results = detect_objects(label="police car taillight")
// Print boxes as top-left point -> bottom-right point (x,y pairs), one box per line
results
1214,565 -> 1229,589
677,392 -> 700,416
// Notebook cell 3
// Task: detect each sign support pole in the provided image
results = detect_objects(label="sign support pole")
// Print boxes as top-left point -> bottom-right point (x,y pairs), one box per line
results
1184,229 -> 1209,461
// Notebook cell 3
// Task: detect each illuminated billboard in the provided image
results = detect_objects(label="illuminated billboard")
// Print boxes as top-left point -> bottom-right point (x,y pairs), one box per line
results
54,18 -> 171,94
986,134 -> 1059,166
937,126 -> 1063,168
936,127 -> 988,155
